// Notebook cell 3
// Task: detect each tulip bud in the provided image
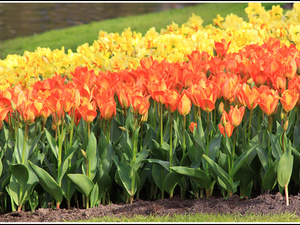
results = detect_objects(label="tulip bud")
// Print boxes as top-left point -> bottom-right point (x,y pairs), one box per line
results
80,149 -> 87,158
218,102 -> 224,115
280,110 -> 286,120
141,111 -> 148,123
283,120 -> 289,131
189,122 -> 197,133
119,126 -> 126,132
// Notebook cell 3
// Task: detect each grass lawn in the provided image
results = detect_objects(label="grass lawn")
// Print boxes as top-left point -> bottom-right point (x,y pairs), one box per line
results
70,212 -> 300,223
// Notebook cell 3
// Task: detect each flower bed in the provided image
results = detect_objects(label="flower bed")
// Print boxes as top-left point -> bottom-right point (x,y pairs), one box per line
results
0,3 -> 300,213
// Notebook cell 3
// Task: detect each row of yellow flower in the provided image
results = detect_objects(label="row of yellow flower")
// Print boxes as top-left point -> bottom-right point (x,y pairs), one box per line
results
1,3 -> 300,90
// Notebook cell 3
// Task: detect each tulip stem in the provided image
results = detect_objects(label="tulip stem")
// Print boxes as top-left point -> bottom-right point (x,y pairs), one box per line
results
131,125 -> 139,204
182,115 -> 186,156
206,112 -> 210,156
198,107 -> 201,122
267,115 -> 273,168
69,108 -> 75,148
106,119 -> 111,142
22,122 -> 28,164
285,184 -> 289,206
160,103 -> 163,146
169,113 -> 173,170
247,109 -> 253,150
206,112 -> 210,173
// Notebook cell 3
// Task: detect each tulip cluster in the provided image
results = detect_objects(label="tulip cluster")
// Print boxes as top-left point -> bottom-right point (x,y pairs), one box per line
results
1,37 -> 300,141
2,3 -> 300,213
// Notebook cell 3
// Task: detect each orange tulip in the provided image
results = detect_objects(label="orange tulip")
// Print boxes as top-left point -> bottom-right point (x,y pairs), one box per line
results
199,82 -> 219,113
218,121 -> 234,138
223,105 -> 245,127
71,66 -> 96,90
117,88 -> 130,110
164,89 -> 180,113
131,95 -> 150,116
147,80 -> 167,104
252,70 -> 268,87
222,76 -> 238,103
0,108 -> 10,122
77,102 -> 97,123
258,88 -> 279,116
0,97 -> 12,121
18,101 -> 36,124
235,84 -> 260,110
284,57 -> 297,80
288,77 -> 300,107
99,98 -> 116,120
177,93 -> 192,116
279,89 -> 299,113
189,122 -> 197,133
214,39 -> 231,59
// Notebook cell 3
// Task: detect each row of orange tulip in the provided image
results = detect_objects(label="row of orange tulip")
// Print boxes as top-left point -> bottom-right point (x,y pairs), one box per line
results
0,37 -> 299,136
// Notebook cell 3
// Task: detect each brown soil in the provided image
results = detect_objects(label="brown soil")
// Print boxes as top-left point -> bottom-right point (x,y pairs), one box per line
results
0,192 -> 299,222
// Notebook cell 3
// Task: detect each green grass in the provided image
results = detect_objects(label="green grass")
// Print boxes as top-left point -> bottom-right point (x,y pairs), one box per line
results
69,212 -> 300,223
0,2 -> 288,59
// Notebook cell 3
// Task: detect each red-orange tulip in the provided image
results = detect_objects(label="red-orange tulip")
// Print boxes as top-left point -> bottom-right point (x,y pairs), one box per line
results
164,89 -> 180,113
235,84 -> 260,110
258,89 -> 279,116
117,88 -> 130,110
77,102 -> 97,123
279,89 -> 299,113
224,105 -> 245,127
99,98 -> 116,120
131,95 -> 150,116
218,121 -> 234,137
177,93 -> 192,116
214,39 -> 231,59
222,76 -> 238,103
189,122 -> 197,133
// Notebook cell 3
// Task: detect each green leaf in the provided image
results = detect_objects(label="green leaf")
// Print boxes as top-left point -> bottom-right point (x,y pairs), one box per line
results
90,183 -> 99,208
99,139 -> 114,173
13,128 -> 25,163
255,145 -> 269,172
28,161 -> 63,204
151,139 -> 168,160
232,144 -> 257,177
28,132 -> 42,159
58,140 -> 79,185
45,128 -> 58,160
164,171 -> 181,195
67,173 -> 94,197
193,117 -> 206,151
10,163 -> 29,186
185,130 -> 199,163
86,132 -> 97,163
121,128 -> 133,159
151,163 -> 167,192
97,172 -> 112,198
112,155 -> 135,196
133,149 -> 150,171
293,124 -> 300,149
146,159 -> 170,172
267,131 -> 282,161
277,141 -> 294,187
171,166 -> 211,190
262,160 -> 278,191
0,159 -> 2,178
209,134 -> 221,160
202,154 -> 233,193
